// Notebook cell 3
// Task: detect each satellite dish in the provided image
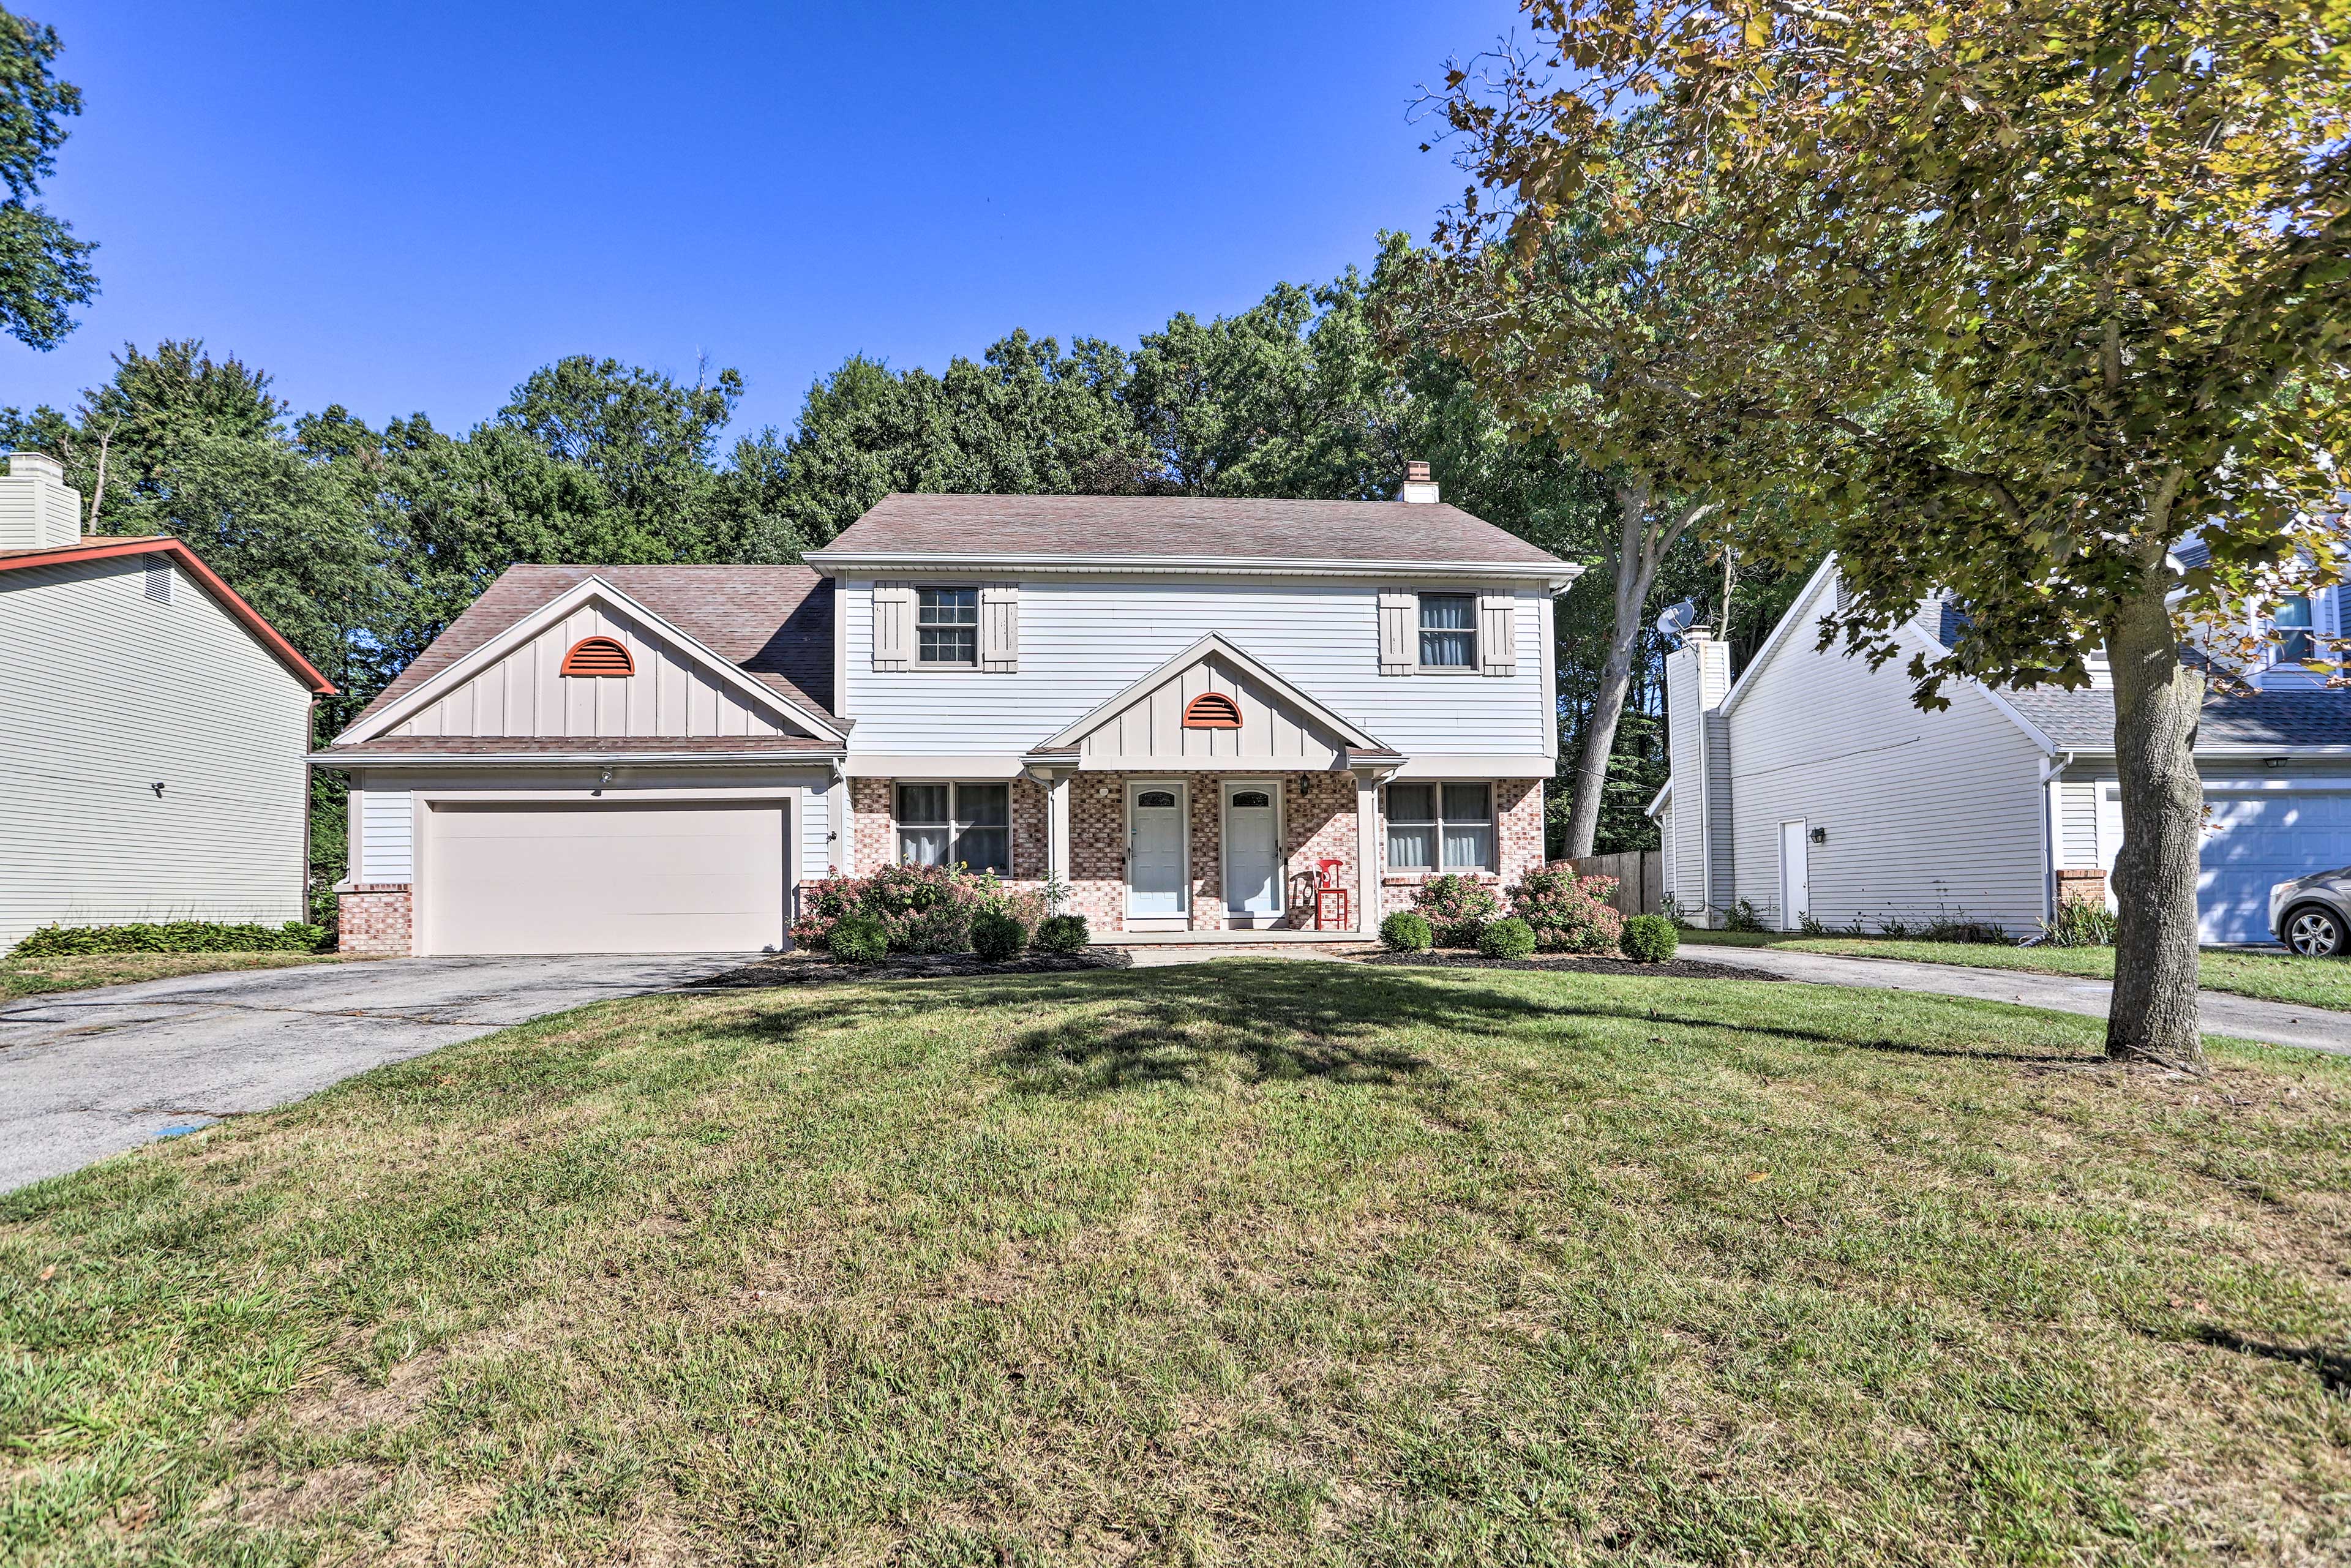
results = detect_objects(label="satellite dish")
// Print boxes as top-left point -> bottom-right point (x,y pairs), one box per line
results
1654,598 -> 1700,640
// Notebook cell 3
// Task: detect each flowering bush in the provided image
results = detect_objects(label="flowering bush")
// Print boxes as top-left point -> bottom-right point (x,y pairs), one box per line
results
1509,863 -> 1625,954
792,862 -> 1043,955
1410,874 -> 1502,947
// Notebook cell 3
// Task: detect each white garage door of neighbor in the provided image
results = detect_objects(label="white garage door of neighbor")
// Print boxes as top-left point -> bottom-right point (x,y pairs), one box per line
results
2189,789 -> 2351,945
423,802 -> 786,956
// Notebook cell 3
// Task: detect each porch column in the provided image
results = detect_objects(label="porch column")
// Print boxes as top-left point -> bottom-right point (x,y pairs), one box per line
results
1354,770 -> 1380,932
1047,772 -> 1071,886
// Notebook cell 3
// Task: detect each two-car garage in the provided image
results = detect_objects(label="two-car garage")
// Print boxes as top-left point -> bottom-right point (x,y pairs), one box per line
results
418,801 -> 790,956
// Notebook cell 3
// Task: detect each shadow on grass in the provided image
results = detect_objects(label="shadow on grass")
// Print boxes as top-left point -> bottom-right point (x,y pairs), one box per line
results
2192,1324 -> 2351,1395
719,961 -> 2099,1098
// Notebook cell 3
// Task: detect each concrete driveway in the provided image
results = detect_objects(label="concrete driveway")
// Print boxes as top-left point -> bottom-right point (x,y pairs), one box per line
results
0,954 -> 750,1193
1685,943 -> 2351,1056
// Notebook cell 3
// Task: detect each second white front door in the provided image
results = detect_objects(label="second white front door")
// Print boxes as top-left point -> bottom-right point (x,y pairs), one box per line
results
1223,782 -> 1282,918
1128,782 -> 1187,917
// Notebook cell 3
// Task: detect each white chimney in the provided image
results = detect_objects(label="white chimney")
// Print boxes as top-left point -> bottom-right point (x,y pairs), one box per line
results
0,452 -> 84,550
1401,459 -> 1440,505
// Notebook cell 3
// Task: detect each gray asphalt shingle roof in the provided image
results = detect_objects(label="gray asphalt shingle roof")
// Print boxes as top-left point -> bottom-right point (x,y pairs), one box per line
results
2004,685 -> 2351,750
808,493 -> 1569,568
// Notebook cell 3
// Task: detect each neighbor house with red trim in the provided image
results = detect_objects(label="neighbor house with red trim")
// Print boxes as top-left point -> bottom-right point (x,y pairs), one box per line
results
0,454 -> 336,948
315,465 -> 1579,956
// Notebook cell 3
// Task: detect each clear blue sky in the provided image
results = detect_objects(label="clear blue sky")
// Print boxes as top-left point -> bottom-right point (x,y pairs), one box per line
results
6,1 -> 1523,442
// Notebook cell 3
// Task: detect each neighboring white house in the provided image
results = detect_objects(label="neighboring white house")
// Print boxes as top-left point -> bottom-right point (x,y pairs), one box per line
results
1651,555 -> 2351,944
0,453 -> 337,947
315,468 -> 1579,956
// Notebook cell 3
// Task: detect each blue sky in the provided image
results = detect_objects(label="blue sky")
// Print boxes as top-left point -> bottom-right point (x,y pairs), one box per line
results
6,1 -> 1523,441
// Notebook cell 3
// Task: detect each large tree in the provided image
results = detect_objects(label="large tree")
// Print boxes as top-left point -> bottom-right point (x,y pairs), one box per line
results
0,7 -> 94,348
1449,0 -> 2350,1062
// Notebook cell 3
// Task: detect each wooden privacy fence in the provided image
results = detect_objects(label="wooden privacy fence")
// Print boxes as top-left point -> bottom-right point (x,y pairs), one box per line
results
1568,850 -> 1663,919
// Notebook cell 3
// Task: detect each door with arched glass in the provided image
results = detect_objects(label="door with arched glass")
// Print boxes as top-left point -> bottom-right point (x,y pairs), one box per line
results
1127,781 -> 1187,918
1223,781 -> 1283,921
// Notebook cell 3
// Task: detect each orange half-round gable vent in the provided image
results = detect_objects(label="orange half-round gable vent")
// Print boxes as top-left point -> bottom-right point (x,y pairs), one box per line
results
560,636 -> 636,677
1182,692 -> 1242,729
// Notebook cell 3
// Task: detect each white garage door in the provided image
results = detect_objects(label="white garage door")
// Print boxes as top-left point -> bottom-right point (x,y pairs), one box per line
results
2197,790 -> 2351,944
422,802 -> 786,956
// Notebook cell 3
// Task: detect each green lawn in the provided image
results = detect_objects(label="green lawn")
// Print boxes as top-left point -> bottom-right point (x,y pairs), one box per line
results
0,950 -> 347,1002
1681,928 -> 2351,1011
4,963 -> 2347,1565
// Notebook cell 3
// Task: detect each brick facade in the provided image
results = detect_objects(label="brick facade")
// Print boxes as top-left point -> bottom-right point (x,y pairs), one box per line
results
1378,777 -> 1548,918
337,884 -> 413,956
2055,866 -> 2108,906
842,774 -> 1051,899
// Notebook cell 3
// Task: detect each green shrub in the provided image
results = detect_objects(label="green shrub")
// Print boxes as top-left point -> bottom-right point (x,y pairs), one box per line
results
2040,898 -> 2118,948
792,862 -> 1044,954
1509,863 -> 1624,953
1379,910 -> 1433,951
1620,914 -> 1679,963
1477,917 -> 1536,960
1033,913 -> 1090,953
971,909 -> 1029,962
10,920 -> 330,959
828,915 -> 889,964
1724,900 -> 1769,933
1411,874 -> 1502,947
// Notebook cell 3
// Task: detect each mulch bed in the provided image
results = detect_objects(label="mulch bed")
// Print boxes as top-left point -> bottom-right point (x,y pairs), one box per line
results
1360,950 -> 1782,983
688,948 -> 1131,989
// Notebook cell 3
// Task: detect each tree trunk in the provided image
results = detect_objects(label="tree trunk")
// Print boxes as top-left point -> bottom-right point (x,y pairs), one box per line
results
2104,550 -> 2205,1065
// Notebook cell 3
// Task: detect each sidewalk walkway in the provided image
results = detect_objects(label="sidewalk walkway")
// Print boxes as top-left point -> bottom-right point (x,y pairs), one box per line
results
1683,944 -> 2351,1056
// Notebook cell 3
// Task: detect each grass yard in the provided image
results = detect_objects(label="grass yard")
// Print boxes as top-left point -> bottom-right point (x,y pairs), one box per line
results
1681,928 -> 2351,1011
4,962 -> 2348,1565
0,951 -> 347,1002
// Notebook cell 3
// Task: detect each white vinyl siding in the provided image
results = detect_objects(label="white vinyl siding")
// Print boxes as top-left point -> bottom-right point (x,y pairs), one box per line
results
2055,778 -> 2101,869
0,554 -> 311,945
388,598 -> 809,740
841,579 -> 1550,758
359,789 -> 415,881
1721,577 -> 2047,933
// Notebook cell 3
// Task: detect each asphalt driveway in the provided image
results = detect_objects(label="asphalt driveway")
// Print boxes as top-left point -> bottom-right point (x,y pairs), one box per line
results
0,954 -> 751,1193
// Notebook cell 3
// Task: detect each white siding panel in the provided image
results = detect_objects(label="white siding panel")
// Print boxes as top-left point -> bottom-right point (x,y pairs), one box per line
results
2055,778 -> 2101,869
841,580 -> 1549,757
0,555 -> 310,945
359,789 -> 415,882
1723,628 -> 2047,932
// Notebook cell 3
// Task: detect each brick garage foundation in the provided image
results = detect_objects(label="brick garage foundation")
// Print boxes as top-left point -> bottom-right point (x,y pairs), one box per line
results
2055,868 -> 2109,906
337,884 -> 413,956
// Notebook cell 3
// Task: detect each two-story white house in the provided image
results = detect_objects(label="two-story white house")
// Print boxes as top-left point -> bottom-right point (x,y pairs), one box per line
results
315,470 -> 1578,955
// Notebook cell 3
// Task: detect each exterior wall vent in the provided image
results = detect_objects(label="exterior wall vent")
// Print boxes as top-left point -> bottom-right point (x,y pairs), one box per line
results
143,555 -> 172,604
559,636 -> 635,677
1182,692 -> 1242,729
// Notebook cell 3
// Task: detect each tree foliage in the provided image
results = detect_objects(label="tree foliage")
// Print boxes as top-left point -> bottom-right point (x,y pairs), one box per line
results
0,6 -> 93,347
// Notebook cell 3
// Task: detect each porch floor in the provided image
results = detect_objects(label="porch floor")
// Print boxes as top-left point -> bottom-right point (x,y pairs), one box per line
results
1104,929 -> 1378,945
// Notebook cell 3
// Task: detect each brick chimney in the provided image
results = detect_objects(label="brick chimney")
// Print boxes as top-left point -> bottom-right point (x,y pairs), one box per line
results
1401,459 -> 1440,505
0,452 -> 83,549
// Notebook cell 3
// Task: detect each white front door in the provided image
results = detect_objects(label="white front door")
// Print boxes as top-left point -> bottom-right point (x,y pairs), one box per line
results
1778,819 -> 1810,931
1223,782 -> 1283,918
1128,782 -> 1187,917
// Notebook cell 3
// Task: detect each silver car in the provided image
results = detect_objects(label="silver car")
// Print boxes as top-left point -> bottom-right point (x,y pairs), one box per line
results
2271,868 -> 2351,956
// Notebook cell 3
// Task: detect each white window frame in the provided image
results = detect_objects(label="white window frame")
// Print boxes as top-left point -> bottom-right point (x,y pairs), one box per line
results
1384,781 -> 1496,873
916,586 -> 980,667
1415,591 -> 1479,673
895,780 -> 1011,874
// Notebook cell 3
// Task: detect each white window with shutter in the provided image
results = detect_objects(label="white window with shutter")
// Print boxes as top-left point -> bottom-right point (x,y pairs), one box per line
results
1478,592 -> 1517,676
980,583 -> 1019,672
872,582 -> 915,671
1378,589 -> 1415,675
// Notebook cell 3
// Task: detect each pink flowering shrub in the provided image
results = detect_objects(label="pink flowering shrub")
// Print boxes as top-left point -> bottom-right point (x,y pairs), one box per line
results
792,862 -> 1043,955
1509,863 -> 1625,954
1410,873 -> 1503,948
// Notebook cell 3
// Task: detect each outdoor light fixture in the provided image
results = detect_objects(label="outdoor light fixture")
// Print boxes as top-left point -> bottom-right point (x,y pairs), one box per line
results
151,782 -> 165,797
1810,826 -> 1828,844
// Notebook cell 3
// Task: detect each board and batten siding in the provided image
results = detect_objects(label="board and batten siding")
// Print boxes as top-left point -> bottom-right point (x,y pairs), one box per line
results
0,554 -> 312,945
1076,651 -> 1348,768
388,599 -> 806,740
1720,601 -> 2048,932
838,579 -> 1551,758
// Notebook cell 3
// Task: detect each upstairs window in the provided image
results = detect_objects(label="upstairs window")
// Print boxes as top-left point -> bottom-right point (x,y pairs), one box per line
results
1387,782 -> 1494,872
1418,593 -> 1475,669
918,587 -> 979,665
2277,595 -> 2314,664
896,782 -> 1010,874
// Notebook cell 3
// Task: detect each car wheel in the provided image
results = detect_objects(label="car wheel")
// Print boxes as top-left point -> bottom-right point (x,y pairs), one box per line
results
2283,904 -> 2347,958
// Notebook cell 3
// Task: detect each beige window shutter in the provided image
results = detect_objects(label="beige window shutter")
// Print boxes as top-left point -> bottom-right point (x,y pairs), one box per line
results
1479,592 -> 1518,676
872,582 -> 913,670
980,582 -> 1019,672
1378,589 -> 1415,675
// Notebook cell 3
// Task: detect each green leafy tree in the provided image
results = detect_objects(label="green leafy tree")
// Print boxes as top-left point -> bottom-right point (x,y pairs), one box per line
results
0,7 -> 94,348
1459,0 -> 2351,1064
